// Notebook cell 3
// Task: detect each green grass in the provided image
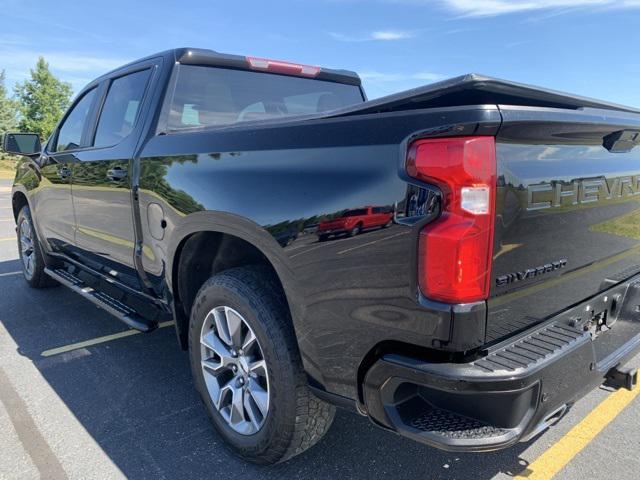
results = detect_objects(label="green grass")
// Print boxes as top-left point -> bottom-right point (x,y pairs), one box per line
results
0,156 -> 17,180
590,207 -> 640,240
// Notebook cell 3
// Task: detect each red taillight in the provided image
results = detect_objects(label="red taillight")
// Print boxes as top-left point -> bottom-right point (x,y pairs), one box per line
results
407,136 -> 496,304
246,57 -> 321,77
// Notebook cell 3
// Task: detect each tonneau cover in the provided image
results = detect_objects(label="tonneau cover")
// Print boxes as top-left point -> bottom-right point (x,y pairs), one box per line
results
328,73 -> 640,117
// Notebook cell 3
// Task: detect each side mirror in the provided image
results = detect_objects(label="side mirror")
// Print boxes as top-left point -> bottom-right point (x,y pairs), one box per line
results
2,133 -> 41,156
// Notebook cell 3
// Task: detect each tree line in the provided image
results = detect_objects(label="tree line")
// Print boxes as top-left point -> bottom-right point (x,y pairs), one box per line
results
0,56 -> 73,143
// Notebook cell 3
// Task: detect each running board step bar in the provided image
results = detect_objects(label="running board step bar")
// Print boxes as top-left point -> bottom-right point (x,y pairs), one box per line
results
45,267 -> 157,332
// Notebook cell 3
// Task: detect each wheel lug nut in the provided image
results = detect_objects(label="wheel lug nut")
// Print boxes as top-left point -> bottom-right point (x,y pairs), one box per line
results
231,365 -> 237,372
230,349 -> 237,357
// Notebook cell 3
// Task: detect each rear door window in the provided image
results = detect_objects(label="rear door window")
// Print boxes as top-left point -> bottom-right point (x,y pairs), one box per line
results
166,65 -> 364,130
93,69 -> 151,147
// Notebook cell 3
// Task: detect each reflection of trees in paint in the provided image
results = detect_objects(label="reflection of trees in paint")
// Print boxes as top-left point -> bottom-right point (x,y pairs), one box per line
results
140,155 -> 204,214
73,160 -> 129,189
70,155 -> 205,215
18,163 -> 40,190
405,186 -> 436,218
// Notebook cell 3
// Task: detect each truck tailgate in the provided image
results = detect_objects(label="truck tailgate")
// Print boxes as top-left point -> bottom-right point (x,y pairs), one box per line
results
489,105 -> 640,342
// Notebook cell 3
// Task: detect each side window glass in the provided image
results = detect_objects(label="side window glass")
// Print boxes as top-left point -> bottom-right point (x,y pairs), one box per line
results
55,88 -> 97,152
93,69 -> 151,148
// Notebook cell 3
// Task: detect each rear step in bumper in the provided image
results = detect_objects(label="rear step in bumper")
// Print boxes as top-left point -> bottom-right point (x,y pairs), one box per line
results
363,276 -> 640,452
45,267 -> 157,333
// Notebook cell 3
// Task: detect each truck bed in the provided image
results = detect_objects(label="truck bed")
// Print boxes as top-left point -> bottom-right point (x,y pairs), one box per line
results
324,74 -> 640,344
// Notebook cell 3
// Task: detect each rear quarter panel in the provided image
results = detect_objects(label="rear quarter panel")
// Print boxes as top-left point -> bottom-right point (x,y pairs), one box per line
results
137,106 -> 501,399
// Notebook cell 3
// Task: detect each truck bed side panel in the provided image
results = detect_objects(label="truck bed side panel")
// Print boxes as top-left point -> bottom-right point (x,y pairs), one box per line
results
138,106 -> 500,399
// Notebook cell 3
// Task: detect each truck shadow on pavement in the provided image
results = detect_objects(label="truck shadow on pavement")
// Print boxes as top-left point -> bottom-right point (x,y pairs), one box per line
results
0,258 -> 534,480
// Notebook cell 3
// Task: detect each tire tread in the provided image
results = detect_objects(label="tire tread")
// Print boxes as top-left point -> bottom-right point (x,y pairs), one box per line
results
17,206 -> 58,289
190,266 -> 334,464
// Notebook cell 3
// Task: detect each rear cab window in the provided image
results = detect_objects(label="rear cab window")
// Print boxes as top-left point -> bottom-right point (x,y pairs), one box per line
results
343,209 -> 368,217
165,65 -> 364,131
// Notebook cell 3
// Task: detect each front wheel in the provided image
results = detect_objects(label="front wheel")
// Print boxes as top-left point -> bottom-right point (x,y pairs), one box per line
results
189,266 -> 335,464
16,206 -> 57,288
349,224 -> 362,237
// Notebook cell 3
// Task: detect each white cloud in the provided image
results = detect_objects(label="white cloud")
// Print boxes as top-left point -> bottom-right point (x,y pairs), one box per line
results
412,72 -> 446,81
0,42 -> 131,93
371,30 -> 414,40
438,0 -> 640,16
329,29 -> 416,42
37,53 -> 127,74
537,146 -> 560,160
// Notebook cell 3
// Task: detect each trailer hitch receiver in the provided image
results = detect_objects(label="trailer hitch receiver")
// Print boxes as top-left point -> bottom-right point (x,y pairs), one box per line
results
605,364 -> 638,391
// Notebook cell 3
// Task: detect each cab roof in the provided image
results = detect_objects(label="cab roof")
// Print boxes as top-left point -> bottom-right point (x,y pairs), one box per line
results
95,47 -> 361,87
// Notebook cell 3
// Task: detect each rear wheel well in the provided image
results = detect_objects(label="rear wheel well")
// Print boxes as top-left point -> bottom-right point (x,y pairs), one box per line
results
12,192 -> 28,221
172,231 -> 289,349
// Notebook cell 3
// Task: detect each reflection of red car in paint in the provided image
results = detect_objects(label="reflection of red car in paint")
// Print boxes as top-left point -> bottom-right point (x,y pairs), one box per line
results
316,206 -> 393,241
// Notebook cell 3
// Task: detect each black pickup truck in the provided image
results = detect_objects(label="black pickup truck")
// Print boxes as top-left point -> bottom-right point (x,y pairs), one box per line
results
4,48 -> 640,464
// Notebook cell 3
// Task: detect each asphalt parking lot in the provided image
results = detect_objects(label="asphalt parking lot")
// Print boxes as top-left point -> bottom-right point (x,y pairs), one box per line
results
0,177 -> 639,480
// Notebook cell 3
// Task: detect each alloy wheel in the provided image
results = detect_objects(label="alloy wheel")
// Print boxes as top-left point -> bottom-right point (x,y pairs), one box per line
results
19,218 -> 35,277
200,306 -> 270,435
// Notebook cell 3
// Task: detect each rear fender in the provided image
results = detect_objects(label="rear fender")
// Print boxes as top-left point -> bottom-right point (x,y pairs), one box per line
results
166,210 -> 306,352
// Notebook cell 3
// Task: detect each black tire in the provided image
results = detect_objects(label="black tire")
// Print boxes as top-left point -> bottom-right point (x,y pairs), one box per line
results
189,266 -> 335,464
16,206 -> 58,288
318,234 -> 328,242
349,224 -> 362,237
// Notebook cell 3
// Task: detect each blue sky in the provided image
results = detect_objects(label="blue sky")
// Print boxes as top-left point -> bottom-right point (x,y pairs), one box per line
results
1,0 -> 640,104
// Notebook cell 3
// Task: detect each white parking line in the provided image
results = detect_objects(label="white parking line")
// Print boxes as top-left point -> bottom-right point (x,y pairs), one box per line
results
284,241 -> 318,252
40,320 -> 175,357
337,231 -> 409,255
0,271 -> 21,278
289,228 -> 397,259
290,243 -> 328,259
